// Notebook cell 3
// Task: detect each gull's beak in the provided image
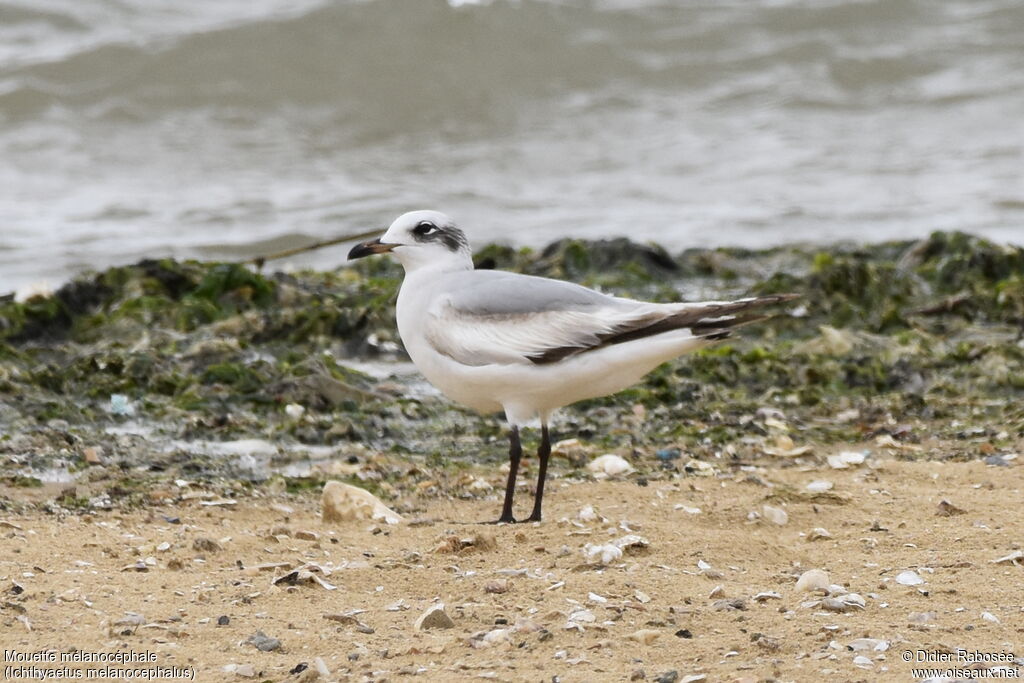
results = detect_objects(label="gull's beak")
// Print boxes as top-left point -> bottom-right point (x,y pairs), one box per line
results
348,237 -> 396,260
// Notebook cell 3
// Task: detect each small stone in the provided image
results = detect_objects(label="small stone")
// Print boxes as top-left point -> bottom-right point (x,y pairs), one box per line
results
762,505 -> 788,526
630,670 -> 646,681
936,500 -> 966,516
578,505 -> 599,522
285,403 -> 305,420
827,451 -> 866,469
655,448 -> 681,462
415,604 -> 455,631
295,530 -> 319,542
674,629 -> 692,639
628,629 -> 661,645
848,638 -> 889,652
227,663 -> 256,678
217,615 -> 230,626
795,569 -> 830,593
583,543 -> 623,565
981,611 -> 999,623
192,537 -> 222,553
895,570 -> 925,586
321,481 -> 402,524
753,591 -> 782,602
313,658 -> 330,677
246,631 -> 282,652
484,579 -> 511,594
908,611 -> 936,624
805,480 -> 833,493
852,655 -> 873,668
587,454 -> 634,477
807,527 -> 832,541
655,672 -> 679,683
82,447 -> 102,465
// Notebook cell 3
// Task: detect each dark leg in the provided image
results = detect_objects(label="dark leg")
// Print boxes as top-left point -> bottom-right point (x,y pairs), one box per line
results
497,426 -> 522,524
525,424 -> 551,522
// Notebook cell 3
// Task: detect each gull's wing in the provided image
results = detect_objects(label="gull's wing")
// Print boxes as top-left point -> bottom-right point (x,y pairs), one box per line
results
422,270 -> 796,366
423,271 -> 640,366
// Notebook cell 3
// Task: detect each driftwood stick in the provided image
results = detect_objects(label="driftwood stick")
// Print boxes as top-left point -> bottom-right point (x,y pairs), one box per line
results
244,228 -> 383,269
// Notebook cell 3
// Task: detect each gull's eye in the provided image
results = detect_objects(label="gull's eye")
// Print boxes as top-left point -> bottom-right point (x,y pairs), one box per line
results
412,221 -> 438,236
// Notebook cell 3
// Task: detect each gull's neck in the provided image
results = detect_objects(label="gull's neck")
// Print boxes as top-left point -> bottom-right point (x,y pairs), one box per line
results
395,249 -> 473,277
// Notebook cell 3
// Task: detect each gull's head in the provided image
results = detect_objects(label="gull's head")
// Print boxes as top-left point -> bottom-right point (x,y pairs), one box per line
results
347,210 -> 472,273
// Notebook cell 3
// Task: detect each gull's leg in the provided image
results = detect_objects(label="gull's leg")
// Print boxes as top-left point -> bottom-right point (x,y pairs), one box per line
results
524,423 -> 551,522
496,426 -> 522,524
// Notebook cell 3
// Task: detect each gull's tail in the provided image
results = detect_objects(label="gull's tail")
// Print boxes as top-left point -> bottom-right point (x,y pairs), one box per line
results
606,293 -> 800,345
529,293 -> 799,364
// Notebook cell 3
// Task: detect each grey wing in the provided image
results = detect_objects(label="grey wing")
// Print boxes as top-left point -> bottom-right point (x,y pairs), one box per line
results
423,271 -> 649,366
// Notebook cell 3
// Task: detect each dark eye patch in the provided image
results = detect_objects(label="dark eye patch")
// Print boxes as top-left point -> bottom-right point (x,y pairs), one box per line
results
412,222 -> 437,236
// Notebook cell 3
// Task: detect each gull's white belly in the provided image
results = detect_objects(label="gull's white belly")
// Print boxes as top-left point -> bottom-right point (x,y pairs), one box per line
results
394,269 -> 710,424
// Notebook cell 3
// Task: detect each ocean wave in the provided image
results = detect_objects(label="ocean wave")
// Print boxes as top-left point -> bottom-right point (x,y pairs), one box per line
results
1,0 -> 1021,132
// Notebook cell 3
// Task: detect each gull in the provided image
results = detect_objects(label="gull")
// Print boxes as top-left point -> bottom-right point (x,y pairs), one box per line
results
349,211 -> 796,523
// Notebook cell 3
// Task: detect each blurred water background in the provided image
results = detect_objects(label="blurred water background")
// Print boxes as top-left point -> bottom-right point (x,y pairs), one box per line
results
1,0 -> 1022,293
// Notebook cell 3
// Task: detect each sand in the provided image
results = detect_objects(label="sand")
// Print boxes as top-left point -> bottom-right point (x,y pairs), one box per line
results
2,451 -> 1022,683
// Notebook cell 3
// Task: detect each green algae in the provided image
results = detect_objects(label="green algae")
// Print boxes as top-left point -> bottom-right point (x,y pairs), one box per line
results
0,230 -> 1022,510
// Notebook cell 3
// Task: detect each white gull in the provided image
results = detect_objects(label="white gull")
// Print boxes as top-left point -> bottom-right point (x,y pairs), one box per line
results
349,210 -> 796,523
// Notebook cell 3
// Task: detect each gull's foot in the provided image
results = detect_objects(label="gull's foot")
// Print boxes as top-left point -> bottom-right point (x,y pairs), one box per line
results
521,513 -> 542,523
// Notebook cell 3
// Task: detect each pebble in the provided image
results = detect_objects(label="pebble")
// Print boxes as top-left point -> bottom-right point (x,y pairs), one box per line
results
655,672 -> 679,683
414,604 -> 455,631
224,663 -> 256,678
806,480 -> 833,493
295,530 -> 318,541
82,447 -> 102,465
321,481 -> 403,524
807,527 -> 832,541
936,499 -> 966,516
852,655 -> 873,668
312,658 -> 330,677
484,579 -> 511,594
192,537 -> 222,553
246,631 -> 282,652
895,570 -> 925,586
848,638 -> 889,651
981,611 -> 1000,623
795,569 -> 830,593
583,543 -> 623,565
324,611 -> 374,633
762,505 -> 789,526
628,629 -> 661,645
827,451 -> 866,469
587,454 -> 634,477
578,505 -> 599,522
217,616 -> 230,626
753,591 -> 782,602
